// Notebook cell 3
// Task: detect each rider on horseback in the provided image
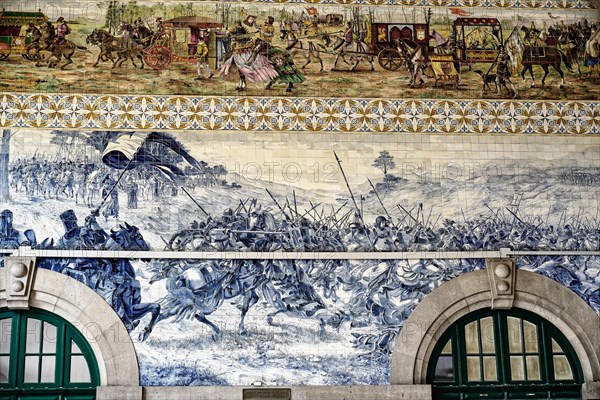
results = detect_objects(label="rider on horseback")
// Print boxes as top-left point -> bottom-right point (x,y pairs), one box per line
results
51,17 -> 71,50
333,21 -> 354,51
25,23 -> 41,51
41,21 -> 56,50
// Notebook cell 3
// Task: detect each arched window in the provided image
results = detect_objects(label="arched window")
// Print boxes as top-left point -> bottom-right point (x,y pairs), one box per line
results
0,307 -> 100,399
427,308 -> 583,399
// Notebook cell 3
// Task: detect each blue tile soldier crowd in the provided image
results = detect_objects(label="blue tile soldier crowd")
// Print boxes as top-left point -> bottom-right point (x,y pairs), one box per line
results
1,189 -> 598,347
0,205 -> 158,339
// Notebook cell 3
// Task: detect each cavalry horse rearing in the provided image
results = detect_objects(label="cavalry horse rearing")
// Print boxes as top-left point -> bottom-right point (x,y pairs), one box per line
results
280,27 -> 325,72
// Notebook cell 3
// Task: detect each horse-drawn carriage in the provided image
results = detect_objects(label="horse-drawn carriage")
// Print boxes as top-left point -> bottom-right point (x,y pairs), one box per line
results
0,10 -> 48,60
453,17 -> 503,65
133,16 -> 223,70
370,22 -> 430,71
368,21 -> 458,87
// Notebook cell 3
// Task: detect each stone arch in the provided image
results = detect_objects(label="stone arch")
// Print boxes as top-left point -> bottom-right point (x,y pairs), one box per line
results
1,260 -> 140,387
391,268 -> 600,385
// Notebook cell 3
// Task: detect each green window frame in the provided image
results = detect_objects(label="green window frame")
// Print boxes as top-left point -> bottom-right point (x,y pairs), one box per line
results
427,308 -> 583,400
0,308 -> 100,400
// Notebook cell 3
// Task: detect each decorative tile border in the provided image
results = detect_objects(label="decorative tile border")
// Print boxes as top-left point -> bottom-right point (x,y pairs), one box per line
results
112,0 -> 597,9
1,94 -> 598,134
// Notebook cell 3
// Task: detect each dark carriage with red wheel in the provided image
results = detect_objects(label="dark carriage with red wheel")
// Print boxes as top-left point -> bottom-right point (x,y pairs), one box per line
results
143,16 -> 223,71
369,22 -> 430,71
0,10 -> 48,61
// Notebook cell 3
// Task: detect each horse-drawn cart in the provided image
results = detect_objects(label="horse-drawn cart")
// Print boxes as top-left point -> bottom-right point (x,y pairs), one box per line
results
370,22 -> 430,71
453,17 -> 503,65
0,10 -> 48,60
143,16 -> 223,70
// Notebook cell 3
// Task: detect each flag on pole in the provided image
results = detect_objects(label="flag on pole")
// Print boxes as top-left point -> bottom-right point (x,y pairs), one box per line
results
504,27 -> 524,74
101,132 -> 202,182
306,7 -> 318,16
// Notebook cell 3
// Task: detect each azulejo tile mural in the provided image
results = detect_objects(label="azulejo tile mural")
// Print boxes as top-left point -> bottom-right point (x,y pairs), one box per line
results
0,2 -> 599,99
1,130 -> 599,387
1,94 -> 599,133
0,0 -> 599,389
2,129 -> 598,253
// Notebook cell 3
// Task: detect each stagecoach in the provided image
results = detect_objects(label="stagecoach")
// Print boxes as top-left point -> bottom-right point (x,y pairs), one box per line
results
142,16 -> 223,70
0,10 -> 48,60
453,17 -> 503,65
369,22 -> 430,71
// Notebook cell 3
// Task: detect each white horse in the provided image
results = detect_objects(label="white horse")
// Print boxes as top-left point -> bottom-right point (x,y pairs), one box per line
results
330,36 -> 375,72
279,27 -> 325,72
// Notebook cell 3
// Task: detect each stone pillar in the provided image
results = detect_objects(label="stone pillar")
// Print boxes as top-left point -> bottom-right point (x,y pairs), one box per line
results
5,256 -> 36,309
583,382 -> 600,400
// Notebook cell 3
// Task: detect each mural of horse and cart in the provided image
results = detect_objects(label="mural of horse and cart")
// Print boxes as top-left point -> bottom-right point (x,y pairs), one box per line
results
0,4 -> 598,98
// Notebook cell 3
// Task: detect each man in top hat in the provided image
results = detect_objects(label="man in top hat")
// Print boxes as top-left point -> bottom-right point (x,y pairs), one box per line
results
0,209 -> 34,248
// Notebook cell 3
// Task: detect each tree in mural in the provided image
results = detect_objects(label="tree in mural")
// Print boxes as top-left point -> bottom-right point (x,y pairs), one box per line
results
372,150 -> 396,190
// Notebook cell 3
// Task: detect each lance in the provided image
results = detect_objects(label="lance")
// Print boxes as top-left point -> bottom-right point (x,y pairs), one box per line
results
397,203 -> 420,226
314,202 -> 347,235
266,188 -> 292,222
332,209 -> 353,230
506,206 -> 525,225
292,201 -> 322,224
425,206 -> 433,227
396,204 -> 415,227
329,201 -> 348,225
308,200 -> 324,223
181,187 -> 209,216
433,213 -> 442,228
483,202 -> 499,221
367,178 -> 392,224
293,190 -> 299,217
236,198 -> 249,214
229,229 -> 286,235
333,151 -> 366,228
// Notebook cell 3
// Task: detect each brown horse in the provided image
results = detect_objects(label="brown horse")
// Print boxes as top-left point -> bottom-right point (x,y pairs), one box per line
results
520,46 -> 572,88
33,24 -> 89,69
86,29 -> 145,69
23,23 -> 54,62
